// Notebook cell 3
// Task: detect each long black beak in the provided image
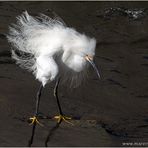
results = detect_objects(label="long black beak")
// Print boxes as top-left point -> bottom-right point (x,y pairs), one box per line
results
85,56 -> 100,79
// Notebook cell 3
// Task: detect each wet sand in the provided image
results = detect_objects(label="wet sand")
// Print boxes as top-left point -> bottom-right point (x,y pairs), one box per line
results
0,1 -> 148,147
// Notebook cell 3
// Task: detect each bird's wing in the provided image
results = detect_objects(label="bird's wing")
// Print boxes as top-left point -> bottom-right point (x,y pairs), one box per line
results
7,11 -> 66,53
37,11 -> 67,27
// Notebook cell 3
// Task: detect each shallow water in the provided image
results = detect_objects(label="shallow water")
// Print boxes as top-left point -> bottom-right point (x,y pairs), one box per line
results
0,1 -> 148,146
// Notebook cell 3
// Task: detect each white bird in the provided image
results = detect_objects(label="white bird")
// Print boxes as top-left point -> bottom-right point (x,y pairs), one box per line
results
7,11 -> 100,126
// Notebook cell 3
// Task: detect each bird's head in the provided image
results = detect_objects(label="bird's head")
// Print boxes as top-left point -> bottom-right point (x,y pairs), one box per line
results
62,33 -> 100,79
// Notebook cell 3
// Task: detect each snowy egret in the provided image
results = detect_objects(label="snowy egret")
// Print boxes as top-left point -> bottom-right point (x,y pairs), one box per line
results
7,11 -> 100,126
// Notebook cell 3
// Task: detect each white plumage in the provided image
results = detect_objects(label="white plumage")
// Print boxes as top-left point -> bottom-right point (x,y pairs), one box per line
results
7,11 -> 97,87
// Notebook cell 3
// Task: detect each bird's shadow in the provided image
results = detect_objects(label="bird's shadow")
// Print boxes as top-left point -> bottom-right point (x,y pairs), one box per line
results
26,114 -> 62,147
27,119 -> 61,147
44,121 -> 62,147
44,116 -> 81,146
14,114 -> 81,146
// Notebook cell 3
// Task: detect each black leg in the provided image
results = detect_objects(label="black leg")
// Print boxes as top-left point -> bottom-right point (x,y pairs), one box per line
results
54,78 -> 63,115
28,84 -> 43,147
53,79 -> 73,125
35,84 -> 43,115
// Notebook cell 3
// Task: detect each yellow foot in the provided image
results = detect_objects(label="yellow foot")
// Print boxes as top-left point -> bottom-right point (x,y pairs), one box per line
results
29,116 -> 44,127
54,115 -> 73,125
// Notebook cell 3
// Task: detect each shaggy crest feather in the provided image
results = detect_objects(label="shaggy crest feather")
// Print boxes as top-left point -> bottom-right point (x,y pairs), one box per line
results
7,11 -> 97,87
